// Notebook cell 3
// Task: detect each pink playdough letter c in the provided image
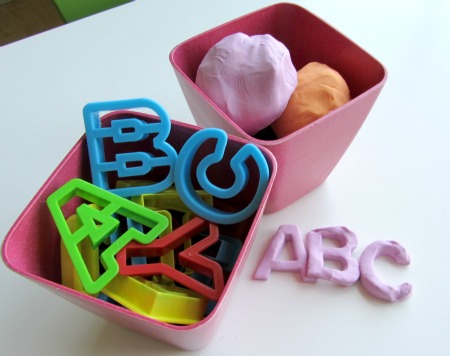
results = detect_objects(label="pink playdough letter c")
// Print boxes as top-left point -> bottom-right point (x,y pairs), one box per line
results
359,240 -> 412,302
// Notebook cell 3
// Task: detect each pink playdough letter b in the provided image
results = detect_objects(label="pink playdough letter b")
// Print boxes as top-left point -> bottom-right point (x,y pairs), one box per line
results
306,227 -> 360,286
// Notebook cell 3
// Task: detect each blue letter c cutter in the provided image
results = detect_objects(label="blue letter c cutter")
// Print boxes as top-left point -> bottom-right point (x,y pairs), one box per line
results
174,128 -> 270,225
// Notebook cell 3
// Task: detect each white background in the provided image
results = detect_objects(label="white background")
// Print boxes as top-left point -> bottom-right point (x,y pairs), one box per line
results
1,0 -> 449,355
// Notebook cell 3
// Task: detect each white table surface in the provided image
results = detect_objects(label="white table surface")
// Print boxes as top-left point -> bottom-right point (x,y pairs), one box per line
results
1,0 -> 449,355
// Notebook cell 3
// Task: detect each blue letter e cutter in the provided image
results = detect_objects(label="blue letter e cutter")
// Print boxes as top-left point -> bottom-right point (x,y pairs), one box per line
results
83,98 -> 178,197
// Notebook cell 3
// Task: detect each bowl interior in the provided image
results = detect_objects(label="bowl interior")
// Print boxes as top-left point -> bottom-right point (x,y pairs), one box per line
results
170,2 -> 386,138
1,114 -> 276,325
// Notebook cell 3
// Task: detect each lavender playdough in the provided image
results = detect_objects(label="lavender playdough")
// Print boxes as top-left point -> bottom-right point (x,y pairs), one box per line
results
196,33 -> 297,135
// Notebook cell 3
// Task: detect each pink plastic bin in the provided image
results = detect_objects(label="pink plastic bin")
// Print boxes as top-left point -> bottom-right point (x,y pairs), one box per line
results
170,3 -> 387,213
1,116 -> 276,350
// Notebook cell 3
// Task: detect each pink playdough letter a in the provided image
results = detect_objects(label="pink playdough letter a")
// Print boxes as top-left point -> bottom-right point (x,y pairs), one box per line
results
253,225 -> 316,282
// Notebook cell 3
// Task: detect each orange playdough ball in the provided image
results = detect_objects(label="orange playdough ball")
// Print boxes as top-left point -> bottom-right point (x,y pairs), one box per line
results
271,62 -> 351,138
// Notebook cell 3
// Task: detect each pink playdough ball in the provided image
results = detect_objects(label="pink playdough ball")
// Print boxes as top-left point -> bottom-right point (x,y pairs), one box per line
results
195,32 -> 298,136
271,62 -> 351,138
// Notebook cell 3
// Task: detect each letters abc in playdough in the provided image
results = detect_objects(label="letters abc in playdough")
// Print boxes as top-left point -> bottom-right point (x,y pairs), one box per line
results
254,225 -> 412,303
196,32 -> 297,135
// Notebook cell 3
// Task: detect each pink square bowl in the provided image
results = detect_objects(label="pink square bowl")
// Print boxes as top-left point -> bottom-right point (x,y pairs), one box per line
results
1,116 -> 276,350
170,2 -> 387,213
